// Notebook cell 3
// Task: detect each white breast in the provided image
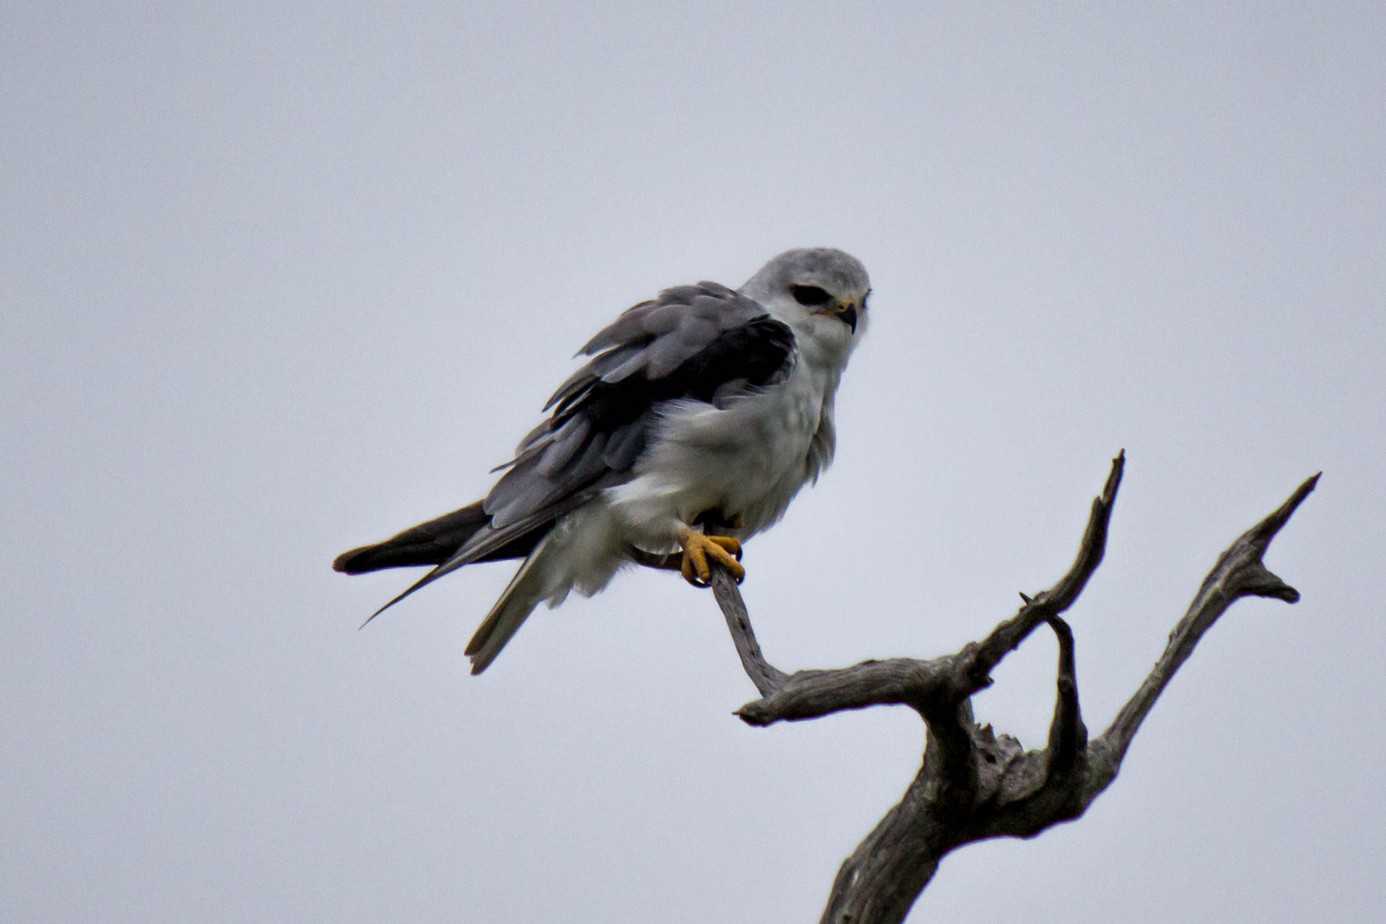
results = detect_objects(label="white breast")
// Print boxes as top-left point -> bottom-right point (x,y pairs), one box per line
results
603,351 -> 838,551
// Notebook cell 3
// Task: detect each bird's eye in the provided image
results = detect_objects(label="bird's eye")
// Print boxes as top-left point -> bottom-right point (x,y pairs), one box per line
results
791,285 -> 832,306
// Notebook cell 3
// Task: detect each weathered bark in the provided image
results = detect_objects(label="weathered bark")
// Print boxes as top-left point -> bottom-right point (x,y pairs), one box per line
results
680,453 -> 1316,923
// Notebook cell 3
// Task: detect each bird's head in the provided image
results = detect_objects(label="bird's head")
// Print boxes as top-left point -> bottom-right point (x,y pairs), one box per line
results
740,248 -> 872,354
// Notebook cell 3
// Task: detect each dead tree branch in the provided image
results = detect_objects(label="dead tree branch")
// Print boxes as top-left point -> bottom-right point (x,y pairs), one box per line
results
684,453 -> 1316,924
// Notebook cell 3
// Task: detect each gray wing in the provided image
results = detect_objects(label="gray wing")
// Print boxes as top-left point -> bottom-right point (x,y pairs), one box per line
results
364,282 -> 796,620
487,282 -> 796,526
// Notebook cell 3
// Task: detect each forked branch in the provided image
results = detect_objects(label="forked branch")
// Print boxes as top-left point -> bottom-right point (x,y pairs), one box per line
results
678,454 -> 1316,924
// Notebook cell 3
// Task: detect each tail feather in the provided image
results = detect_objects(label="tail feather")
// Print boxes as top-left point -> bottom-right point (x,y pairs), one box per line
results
465,533 -> 556,674
334,502 -> 488,574
333,501 -> 542,574
336,490 -> 601,667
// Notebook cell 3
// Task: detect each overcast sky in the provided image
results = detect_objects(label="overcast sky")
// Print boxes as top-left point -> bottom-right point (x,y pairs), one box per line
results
4,4 -> 1383,922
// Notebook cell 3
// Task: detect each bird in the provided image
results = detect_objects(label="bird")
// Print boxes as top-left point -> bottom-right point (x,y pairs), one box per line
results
334,247 -> 871,674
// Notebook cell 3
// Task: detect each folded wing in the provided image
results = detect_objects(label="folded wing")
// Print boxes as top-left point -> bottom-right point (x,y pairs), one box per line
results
359,282 -> 797,624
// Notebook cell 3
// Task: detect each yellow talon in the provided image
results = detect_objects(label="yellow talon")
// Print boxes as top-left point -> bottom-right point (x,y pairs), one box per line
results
678,530 -> 744,587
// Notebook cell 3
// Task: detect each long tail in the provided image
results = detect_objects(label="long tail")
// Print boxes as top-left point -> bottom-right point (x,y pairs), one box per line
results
333,501 -> 543,574
464,532 -> 558,674
333,502 -> 489,574
336,497 -> 587,668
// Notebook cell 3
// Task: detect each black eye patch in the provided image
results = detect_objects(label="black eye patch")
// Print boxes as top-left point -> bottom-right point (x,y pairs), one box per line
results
790,285 -> 832,307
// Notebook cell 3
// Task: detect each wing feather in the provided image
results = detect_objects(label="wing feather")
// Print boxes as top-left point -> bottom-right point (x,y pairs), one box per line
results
602,421 -> 646,471
452,283 -> 803,579
353,280 -> 796,625
537,417 -> 591,476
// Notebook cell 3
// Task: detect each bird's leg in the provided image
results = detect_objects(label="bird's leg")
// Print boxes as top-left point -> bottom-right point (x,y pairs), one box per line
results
677,525 -> 744,587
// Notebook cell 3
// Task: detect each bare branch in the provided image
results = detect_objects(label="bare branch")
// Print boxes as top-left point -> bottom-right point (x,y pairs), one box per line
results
820,781 -> 944,924
964,450 -> 1125,685
709,568 -> 786,697
644,458 -> 1315,923
1044,616 -> 1086,771
1084,472 -> 1320,797
735,657 -> 951,725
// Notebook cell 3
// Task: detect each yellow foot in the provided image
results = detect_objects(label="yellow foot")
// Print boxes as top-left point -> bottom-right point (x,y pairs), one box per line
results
678,530 -> 744,587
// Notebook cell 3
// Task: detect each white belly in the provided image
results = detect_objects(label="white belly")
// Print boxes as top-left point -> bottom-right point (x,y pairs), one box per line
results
603,362 -> 831,551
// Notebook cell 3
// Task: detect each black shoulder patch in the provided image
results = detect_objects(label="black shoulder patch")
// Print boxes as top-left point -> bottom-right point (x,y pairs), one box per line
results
560,315 -> 795,437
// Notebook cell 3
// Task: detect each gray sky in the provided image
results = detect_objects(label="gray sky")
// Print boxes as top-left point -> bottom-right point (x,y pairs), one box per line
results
4,4 -> 1383,921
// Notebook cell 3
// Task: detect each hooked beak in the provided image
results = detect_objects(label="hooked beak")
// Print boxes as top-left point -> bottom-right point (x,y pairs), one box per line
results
823,299 -> 858,334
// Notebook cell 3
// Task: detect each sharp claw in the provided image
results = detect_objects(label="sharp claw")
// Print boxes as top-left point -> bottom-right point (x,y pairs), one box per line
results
707,543 -> 744,582
678,531 -> 744,588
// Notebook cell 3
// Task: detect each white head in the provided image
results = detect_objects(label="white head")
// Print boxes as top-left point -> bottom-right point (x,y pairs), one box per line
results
739,248 -> 872,357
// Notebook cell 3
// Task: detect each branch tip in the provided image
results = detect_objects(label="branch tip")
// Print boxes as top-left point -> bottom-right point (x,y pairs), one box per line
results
1240,471 -> 1319,558
1102,450 -> 1126,505
1266,471 -> 1319,528
1093,470 -> 1318,791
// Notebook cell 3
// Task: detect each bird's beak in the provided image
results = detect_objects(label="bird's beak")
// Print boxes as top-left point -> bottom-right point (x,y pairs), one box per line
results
831,299 -> 859,334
